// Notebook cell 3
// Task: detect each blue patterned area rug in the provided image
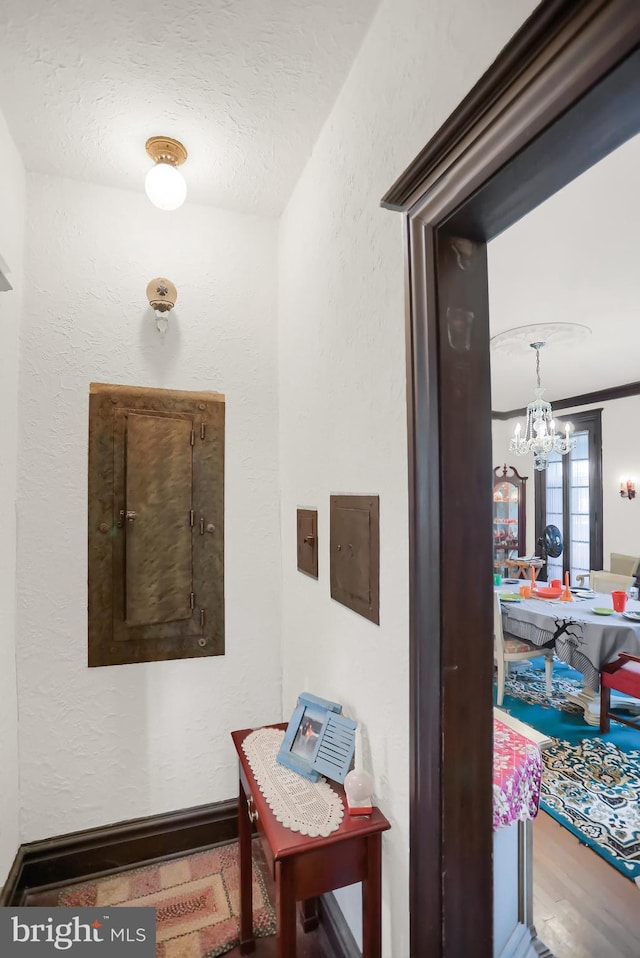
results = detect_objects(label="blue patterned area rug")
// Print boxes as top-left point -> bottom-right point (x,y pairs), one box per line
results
498,659 -> 640,882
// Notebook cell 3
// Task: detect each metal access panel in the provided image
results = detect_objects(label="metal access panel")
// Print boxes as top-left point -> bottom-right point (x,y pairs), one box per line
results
124,413 -> 194,626
296,508 -> 318,578
330,495 -> 379,624
88,383 -> 225,667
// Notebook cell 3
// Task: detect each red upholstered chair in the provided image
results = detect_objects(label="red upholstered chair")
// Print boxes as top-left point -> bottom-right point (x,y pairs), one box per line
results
599,653 -> 640,733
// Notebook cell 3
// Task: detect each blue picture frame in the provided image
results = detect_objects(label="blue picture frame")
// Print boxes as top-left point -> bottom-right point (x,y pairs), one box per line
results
277,692 -> 357,784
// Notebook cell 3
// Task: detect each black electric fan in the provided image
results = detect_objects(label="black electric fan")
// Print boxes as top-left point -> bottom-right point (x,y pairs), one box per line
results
537,523 -> 563,562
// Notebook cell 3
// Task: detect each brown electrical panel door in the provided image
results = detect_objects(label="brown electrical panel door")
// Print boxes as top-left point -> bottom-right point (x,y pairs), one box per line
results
330,495 -> 379,624
88,383 -> 225,667
125,413 -> 193,626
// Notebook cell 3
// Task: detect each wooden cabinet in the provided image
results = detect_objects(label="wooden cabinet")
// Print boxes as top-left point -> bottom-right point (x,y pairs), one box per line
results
232,725 -> 390,957
493,465 -> 527,577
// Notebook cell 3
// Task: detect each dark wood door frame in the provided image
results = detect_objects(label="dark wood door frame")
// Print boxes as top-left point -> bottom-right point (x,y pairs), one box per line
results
381,2 -> 640,956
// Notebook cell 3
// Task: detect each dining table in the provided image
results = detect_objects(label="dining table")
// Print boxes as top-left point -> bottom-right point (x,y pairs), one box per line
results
496,582 -> 640,723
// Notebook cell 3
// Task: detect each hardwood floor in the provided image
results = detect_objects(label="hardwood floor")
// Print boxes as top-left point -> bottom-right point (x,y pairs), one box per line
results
533,810 -> 640,958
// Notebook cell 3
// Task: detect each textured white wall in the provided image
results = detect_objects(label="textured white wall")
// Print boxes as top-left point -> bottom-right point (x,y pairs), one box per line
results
0,109 -> 24,885
277,0 -> 537,951
16,174 -> 281,840
597,397 -> 640,560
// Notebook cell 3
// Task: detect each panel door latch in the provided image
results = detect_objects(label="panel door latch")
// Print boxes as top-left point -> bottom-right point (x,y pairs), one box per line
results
118,509 -> 137,526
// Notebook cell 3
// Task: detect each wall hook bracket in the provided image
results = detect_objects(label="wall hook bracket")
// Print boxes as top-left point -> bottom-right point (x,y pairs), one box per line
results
146,277 -> 177,334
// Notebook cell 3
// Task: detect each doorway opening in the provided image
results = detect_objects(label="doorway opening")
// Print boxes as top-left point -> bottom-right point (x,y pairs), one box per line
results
382,3 -> 640,955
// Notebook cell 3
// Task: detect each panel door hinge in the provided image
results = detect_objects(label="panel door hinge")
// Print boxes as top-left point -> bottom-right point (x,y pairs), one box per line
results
190,429 -> 195,446
200,608 -> 206,627
200,422 -> 206,440
190,592 -> 195,610
189,510 -> 194,527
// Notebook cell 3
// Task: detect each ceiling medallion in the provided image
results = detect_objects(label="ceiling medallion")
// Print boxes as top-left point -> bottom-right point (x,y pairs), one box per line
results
490,322 -> 591,355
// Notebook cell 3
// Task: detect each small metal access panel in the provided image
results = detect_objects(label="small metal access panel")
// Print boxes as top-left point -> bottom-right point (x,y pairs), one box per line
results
330,495 -> 380,624
297,508 -> 318,578
88,383 -> 225,667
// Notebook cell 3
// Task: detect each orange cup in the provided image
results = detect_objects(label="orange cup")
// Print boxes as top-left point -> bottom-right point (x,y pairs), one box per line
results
519,585 -> 532,599
612,590 -> 628,612
550,579 -> 561,588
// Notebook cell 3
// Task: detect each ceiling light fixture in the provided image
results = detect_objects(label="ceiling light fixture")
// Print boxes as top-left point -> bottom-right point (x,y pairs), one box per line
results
144,137 -> 188,211
509,341 -> 576,471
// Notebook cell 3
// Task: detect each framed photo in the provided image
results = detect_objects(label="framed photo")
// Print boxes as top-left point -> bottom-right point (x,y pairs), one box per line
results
277,692 -> 357,784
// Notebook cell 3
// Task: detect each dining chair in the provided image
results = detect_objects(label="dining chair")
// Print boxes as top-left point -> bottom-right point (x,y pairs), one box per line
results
493,593 -> 554,707
576,570 -> 634,592
599,653 -> 640,734
609,553 -> 640,578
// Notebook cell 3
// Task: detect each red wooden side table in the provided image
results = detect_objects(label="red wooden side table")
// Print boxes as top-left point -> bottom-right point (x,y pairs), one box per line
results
231,725 -> 391,958
600,653 -> 640,733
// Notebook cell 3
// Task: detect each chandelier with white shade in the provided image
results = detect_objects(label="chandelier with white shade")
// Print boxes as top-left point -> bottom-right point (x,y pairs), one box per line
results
509,341 -> 575,471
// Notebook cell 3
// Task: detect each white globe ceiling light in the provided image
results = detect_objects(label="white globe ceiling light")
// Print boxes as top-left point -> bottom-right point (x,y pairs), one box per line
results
145,163 -> 186,210
144,136 -> 188,210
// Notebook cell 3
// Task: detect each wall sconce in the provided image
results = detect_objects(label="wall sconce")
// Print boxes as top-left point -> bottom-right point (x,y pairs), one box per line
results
145,137 -> 187,210
620,478 -> 636,500
146,278 -> 177,334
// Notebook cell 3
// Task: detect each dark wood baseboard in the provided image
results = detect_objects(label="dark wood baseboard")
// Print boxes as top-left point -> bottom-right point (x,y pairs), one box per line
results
0,798 -> 238,907
1,800 -> 361,958
318,891 -> 361,958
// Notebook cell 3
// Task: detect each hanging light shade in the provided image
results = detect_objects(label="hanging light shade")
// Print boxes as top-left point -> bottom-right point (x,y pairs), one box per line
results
144,137 -> 188,211
509,342 -> 576,471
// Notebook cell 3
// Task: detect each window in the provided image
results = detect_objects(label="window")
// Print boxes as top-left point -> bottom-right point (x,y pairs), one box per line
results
535,409 -> 603,584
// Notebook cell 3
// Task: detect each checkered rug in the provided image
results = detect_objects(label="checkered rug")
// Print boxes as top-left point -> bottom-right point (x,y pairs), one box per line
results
46,841 -> 275,957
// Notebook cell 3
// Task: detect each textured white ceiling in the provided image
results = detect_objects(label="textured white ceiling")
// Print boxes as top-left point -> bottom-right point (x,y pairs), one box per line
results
488,133 -> 640,411
0,0 -> 379,216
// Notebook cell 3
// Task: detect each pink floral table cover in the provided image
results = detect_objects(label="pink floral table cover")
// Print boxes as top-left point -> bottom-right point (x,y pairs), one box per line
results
493,718 -> 542,831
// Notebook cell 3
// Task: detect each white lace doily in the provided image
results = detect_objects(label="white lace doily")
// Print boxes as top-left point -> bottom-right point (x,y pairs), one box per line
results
242,727 -> 344,837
